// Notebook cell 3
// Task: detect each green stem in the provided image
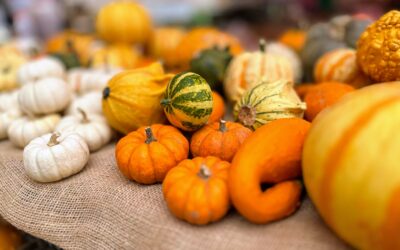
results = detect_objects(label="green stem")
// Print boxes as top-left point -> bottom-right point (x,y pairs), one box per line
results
160,99 -> 171,106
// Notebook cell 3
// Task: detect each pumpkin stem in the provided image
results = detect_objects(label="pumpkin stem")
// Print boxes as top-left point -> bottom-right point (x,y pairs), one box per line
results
145,127 -> 157,144
103,87 -> 110,99
219,120 -> 228,132
77,108 -> 90,123
198,164 -> 212,179
47,132 -> 61,147
237,105 -> 256,128
160,99 -> 171,106
259,39 -> 267,52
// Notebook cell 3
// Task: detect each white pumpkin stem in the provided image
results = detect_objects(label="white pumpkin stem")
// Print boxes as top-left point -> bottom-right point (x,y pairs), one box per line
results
237,105 -> 256,128
47,132 -> 61,147
198,164 -> 212,179
77,108 -> 90,123
145,127 -> 157,144
219,120 -> 228,132
259,39 -> 267,52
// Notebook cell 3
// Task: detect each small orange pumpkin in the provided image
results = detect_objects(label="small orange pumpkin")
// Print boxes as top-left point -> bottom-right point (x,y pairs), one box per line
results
191,120 -> 252,162
295,83 -> 315,100
278,29 -> 306,52
90,44 -> 141,69
163,156 -> 230,225
208,91 -> 225,123
229,118 -> 311,224
115,124 -> 189,184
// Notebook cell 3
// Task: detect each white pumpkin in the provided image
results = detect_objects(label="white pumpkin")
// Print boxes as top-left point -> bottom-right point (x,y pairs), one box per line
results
67,67 -> 121,94
18,77 -> 72,115
0,109 -> 22,140
56,109 -> 112,152
17,56 -> 65,85
264,42 -> 303,83
8,114 -> 61,148
0,90 -> 19,113
23,131 -> 89,183
66,91 -> 102,115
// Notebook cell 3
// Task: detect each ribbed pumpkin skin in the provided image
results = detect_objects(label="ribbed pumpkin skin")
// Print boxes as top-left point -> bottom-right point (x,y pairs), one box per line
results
315,48 -> 370,88
0,49 -> 26,91
90,44 -> 141,69
303,83 -> 400,250
161,72 -> 213,131
233,80 -> 306,130
102,63 -> 173,134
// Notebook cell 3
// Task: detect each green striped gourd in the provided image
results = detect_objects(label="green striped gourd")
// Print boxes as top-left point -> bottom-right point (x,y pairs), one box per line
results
161,72 -> 213,131
234,79 -> 306,130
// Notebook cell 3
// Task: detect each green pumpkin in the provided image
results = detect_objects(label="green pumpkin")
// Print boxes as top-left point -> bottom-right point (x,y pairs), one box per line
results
51,40 -> 80,70
189,46 -> 232,91
161,72 -> 213,131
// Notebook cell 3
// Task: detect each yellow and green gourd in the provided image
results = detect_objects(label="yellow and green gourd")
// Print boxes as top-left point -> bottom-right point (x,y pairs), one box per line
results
161,72 -> 213,131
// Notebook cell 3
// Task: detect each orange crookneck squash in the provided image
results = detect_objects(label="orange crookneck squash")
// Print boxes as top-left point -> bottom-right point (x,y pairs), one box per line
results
191,120 -> 252,162
163,156 -> 230,225
208,91 -> 225,123
115,124 -> 189,184
229,118 -> 311,224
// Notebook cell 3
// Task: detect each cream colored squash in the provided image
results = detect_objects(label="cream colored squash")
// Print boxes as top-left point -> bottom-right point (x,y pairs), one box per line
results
23,132 -> 89,183
8,114 -> 61,148
56,109 -> 112,152
67,68 -> 121,94
0,48 -> 27,91
18,77 -> 72,115
0,109 -> 22,140
17,57 -> 65,85
66,92 -> 102,115
0,90 -> 19,113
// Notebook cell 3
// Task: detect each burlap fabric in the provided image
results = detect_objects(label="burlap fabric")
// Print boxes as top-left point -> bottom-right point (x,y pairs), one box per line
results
0,141 -> 351,250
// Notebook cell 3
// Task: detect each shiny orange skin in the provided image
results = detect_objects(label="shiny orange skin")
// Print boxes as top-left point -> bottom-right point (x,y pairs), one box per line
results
163,156 -> 230,225
295,83 -> 315,100
229,118 -> 311,224
176,27 -> 243,70
304,82 -> 355,121
208,91 -> 225,123
190,120 -> 252,162
115,124 -> 189,184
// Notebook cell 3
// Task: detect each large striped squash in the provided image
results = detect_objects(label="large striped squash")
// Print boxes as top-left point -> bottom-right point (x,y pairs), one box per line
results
161,72 -> 213,131
303,82 -> 400,250
224,40 -> 294,102
314,48 -> 370,88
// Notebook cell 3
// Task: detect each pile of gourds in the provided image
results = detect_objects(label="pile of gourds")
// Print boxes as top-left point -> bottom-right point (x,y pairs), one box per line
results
2,1 -> 400,248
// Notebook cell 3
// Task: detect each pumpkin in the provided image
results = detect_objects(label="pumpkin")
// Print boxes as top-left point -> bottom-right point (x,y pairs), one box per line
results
95,1 -> 152,44
295,83 -> 315,100
229,118 -> 311,224
0,110 -> 22,140
357,11 -> 400,82
161,72 -> 213,131
0,91 -> 19,113
23,132 -> 89,183
115,124 -> 189,184
304,82 -> 355,121
302,83 -> 400,250
314,48 -> 370,88
66,92 -> 103,115
191,120 -> 252,162
18,77 -> 72,116
344,17 -> 373,48
163,156 -> 230,225
208,91 -> 225,123
2,37 -> 42,59
234,80 -> 306,130
50,39 -> 81,70
8,114 -> 61,148
176,27 -> 243,69
0,48 -> 26,91
148,27 -> 186,68
189,46 -> 233,91
278,29 -> 306,52
102,62 -> 173,134
89,44 -> 141,70
0,223 -> 22,250
17,57 -> 65,85
224,39 -> 294,102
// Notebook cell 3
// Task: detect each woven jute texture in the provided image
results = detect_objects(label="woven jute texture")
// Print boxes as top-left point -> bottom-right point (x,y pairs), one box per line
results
0,141 -> 351,250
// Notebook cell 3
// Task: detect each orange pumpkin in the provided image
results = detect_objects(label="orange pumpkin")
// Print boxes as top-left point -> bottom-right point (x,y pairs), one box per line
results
191,120 -> 252,162
176,27 -> 243,70
148,27 -> 186,68
0,223 -> 21,250
314,48 -> 370,88
229,118 -> 311,224
163,156 -> 230,225
295,83 -> 315,100
208,91 -> 225,123
278,29 -> 306,52
115,124 -> 189,184
304,82 -> 355,121
90,44 -> 141,69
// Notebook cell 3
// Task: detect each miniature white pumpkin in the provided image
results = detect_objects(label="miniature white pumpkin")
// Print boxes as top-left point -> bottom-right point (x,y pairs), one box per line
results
0,109 -> 22,140
18,77 -> 72,115
23,131 -> 89,183
0,90 -> 19,112
67,68 -> 121,94
56,109 -> 112,152
66,91 -> 102,115
17,56 -> 65,85
8,114 -> 61,148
